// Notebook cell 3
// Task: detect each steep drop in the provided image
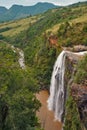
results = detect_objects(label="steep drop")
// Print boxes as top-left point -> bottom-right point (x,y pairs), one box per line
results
47,50 -> 87,123
47,51 -> 66,122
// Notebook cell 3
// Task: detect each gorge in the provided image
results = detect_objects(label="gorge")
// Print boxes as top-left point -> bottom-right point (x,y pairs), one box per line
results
16,49 -> 87,130
35,49 -> 87,130
6,44 -> 87,130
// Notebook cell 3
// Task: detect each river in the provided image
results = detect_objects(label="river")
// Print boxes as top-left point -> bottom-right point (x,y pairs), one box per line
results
11,45 -> 26,69
36,90 -> 62,130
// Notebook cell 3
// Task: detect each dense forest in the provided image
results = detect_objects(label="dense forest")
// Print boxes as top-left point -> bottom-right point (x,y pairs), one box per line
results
0,42 -> 42,130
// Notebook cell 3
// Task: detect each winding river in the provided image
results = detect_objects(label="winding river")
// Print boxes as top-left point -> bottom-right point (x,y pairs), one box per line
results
11,45 -> 26,69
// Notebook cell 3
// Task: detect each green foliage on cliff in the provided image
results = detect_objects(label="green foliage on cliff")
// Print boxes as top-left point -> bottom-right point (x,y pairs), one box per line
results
64,55 -> 87,130
57,21 -> 87,47
23,36 -> 60,89
74,55 -> 87,84
64,89 -> 82,130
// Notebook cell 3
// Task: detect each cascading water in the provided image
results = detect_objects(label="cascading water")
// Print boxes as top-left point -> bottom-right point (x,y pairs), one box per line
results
47,51 -> 66,122
47,50 -> 87,123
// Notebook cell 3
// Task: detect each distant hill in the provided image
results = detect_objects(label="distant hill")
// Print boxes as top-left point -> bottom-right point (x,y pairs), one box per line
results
0,6 -> 7,15
0,2 -> 58,22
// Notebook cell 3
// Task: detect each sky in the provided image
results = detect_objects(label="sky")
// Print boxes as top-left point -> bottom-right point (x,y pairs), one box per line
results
0,0 -> 86,8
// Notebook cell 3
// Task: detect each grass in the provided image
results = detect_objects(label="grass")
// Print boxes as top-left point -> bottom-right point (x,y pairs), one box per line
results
46,3 -> 87,34
46,23 -> 61,34
71,14 -> 87,24
0,2 -> 87,37
0,15 -> 41,37
46,13 -> 87,34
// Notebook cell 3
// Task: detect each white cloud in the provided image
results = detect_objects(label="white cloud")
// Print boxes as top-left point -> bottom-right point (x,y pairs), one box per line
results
0,0 -> 86,8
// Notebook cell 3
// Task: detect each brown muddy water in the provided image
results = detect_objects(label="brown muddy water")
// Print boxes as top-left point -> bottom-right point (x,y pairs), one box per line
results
36,90 -> 62,130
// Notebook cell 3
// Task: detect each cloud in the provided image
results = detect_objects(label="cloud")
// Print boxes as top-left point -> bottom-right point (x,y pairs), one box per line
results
0,0 -> 86,8
56,0 -> 86,5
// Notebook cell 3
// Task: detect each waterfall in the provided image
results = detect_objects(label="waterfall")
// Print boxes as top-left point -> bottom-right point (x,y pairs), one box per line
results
47,50 -> 87,122
47,51 -> 66,122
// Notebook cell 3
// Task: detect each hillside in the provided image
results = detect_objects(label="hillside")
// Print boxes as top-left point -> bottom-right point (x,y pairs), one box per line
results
0,2 -> 58,22
0,15 -> 41,37
0,1 -> 87,130
0,1 -> 87,85
0,1 -> 87,87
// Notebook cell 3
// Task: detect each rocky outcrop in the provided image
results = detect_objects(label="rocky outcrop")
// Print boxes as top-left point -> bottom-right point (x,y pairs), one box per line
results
63,45 -> 87,52
48,34 -> 58,47
73,45 -> 87,52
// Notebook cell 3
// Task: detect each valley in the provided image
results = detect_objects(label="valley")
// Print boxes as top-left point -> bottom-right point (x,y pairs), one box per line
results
0,1 -> 87,130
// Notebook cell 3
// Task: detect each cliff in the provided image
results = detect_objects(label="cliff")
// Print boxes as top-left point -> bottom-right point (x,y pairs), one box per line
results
64,52 -> 87,130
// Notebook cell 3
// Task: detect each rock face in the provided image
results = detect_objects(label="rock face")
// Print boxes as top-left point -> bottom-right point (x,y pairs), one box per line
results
71,83 -> 87,129
64,52 -> 87,130
48,34 -> 58,47
73,45 -> 87,52
63,45 -> 87,52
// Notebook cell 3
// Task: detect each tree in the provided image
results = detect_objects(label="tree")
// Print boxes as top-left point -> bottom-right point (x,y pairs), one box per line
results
0,43 -> 41,130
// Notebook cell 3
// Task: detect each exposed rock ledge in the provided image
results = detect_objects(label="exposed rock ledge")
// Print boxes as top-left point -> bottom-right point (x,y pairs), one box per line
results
63,45 -> 87,52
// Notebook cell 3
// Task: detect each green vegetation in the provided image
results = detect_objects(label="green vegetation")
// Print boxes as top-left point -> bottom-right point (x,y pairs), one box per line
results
0,16 -> 40,37
64,55 -> 87,130
0,42 -> 41,130
0,1 -> 87,130
74,55 -> 87,84
64,89 -> 82,130
0,1 -> 86,90
57,21 -> 87,46
0,27 -> 12,33
9,2 -> 87,89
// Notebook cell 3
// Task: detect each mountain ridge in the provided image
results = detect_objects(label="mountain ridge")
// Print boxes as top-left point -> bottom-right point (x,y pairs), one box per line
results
0,6 -> 7,15
0,2 -> 58,22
